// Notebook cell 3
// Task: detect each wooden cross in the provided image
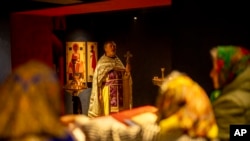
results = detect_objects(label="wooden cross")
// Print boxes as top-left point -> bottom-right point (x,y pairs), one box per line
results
124,51 -> 133,64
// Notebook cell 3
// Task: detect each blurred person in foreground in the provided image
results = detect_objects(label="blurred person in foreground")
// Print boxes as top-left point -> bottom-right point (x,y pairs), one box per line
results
0,60 -> 74,141
156,71 -> 218,141
61,71 -> 218,141
209,46 -> 250,141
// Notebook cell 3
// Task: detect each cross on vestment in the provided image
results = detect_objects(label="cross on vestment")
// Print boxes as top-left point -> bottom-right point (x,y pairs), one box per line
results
124,51 -> 133,64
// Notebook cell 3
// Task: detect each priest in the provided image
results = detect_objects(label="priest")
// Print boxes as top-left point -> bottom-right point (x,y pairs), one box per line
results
88,41 -> 133,118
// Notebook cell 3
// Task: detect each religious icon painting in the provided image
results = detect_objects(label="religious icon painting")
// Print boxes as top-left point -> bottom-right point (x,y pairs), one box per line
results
66,41 -> 87,84
86,42 -> 98,82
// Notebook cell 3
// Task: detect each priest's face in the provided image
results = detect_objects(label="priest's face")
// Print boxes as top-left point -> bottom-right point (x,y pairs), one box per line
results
104,42 -> 116,57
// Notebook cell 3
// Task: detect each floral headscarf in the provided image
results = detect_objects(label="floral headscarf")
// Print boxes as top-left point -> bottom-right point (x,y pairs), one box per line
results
216,46 -> 250,85
0,60 -> 70,140
210,46 -> 250,101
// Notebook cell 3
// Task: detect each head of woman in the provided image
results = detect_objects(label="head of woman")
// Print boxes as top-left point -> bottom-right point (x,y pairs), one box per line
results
210,46 -> 250,90
156,71 -> 218,139
0,60 -> 67,140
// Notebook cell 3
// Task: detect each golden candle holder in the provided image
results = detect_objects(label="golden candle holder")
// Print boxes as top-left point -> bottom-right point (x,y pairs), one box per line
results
64,73 -> 87,114
152,67 -> 165,86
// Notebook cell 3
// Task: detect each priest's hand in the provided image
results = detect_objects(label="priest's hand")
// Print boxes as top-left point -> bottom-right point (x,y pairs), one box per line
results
125,63 -> 131,73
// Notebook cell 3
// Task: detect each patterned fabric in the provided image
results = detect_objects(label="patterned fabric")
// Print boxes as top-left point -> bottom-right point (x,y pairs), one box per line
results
103,70 -> 124,113
88,55 -> 132,118
79,115 -> 159,141
156,71 -> 218,140
0,60 -> 73,141
216,46 -> 250,87
210,46 -> 250,102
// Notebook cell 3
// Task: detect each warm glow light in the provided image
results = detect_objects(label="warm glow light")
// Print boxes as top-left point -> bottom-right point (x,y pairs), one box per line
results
134,16 -> 137,20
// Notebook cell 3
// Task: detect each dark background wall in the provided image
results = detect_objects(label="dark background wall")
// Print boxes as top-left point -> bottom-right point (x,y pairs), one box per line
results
0,15 -> 11,84
172,1 -> 250,94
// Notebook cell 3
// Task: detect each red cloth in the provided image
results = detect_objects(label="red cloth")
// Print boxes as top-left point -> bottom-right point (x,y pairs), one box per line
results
111,105 -> 158,126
